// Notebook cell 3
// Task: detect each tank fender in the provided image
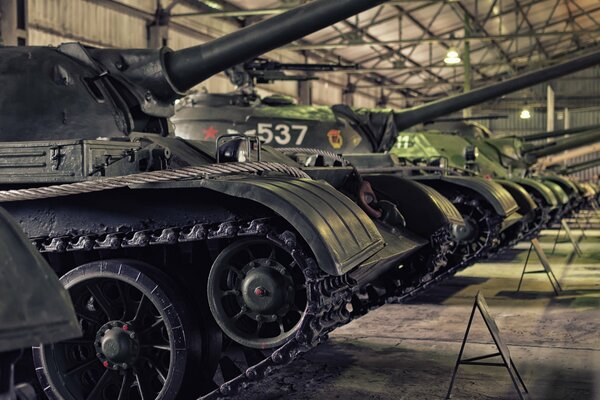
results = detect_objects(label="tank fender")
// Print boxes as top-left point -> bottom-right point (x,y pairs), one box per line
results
495,179 -> 538,215
362,174 -> 464,238
543,175 -> 581,199
188,176 -> 385,276
415,176 -> 519,217
539,180 -> 570,205
511,178 -> 558,208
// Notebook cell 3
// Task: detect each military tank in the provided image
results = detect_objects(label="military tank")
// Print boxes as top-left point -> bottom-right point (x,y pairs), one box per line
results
0,207 -> 81,400
414,120 -> 600,219
0,1 -> 465,399
173,50 -> 600,266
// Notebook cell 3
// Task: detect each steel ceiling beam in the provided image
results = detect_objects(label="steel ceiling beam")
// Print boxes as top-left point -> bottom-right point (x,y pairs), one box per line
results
317,0 -> 547,50
384,4 -> 600,84
283,30 -> 599,50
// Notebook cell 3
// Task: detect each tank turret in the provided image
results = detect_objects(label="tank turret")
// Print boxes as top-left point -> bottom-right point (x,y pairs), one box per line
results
0,0 -> 388,142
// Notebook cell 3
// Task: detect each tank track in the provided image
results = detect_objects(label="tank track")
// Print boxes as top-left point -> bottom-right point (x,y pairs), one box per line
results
30,219 -> 472,400
31,217 -> 355,399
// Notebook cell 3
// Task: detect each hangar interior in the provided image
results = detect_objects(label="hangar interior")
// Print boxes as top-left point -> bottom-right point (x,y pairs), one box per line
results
0,1 -> 599,399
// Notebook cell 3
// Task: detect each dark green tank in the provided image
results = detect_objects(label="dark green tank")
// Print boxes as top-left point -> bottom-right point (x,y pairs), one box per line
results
0,1 -> 477,399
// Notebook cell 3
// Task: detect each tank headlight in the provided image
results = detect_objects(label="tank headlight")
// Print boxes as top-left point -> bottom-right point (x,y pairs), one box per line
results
464,145 -> 479,162
438,157 -> 448,170
217,138 -> 247,163
428,157 -> 448,170
216,134 -> 262,163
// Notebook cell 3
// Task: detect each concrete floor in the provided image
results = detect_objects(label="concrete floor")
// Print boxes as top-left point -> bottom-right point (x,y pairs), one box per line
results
234,225 -> 600,400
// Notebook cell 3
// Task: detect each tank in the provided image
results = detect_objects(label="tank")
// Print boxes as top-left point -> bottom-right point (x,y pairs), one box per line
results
390,124 -> 600,227
0,1 -> 460,399
0,207 -> 80,400
419,120 -> 600,214
173,50 -> 600,266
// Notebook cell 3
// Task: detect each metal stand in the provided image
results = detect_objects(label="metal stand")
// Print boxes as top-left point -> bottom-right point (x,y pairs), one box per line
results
572,214 -> 587,239
446,292 -> 529,400
517,238 -> 563,295
561,220 -> 583,256
551,222 -> 562,254
552,220 -> 582,256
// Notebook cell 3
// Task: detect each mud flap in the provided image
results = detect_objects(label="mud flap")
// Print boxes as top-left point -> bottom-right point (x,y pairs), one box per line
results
413,176 -> 519,217
196,177 -> 386,276
362,174 -> 464,238
495,179 -> 537,216
539,179 -> 570,205
511,178 -> 559,208
543,175 -> 582,201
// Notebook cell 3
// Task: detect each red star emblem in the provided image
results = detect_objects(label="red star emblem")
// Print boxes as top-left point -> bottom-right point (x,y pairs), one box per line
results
203,126 -> 219,140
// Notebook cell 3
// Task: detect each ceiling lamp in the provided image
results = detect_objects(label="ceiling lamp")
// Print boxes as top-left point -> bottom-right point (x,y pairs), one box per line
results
520,107 -> 532,120
444,47 -> 461,65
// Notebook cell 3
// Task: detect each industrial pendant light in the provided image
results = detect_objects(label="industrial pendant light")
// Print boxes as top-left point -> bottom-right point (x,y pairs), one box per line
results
520,107 -> 532,120
444,47 -> 461,65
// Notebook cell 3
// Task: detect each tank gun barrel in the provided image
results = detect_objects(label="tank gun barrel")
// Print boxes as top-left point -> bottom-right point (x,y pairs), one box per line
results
557,158 -> 600,175
523,130 -> 600,159
393,50 -> 600,131
519,124 -> 600,142
164,0 -> 387,93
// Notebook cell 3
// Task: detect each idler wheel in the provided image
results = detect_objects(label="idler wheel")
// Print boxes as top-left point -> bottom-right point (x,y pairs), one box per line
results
207,238 -> 308,349
453,215 -> 480,244
33,260 -> 195,400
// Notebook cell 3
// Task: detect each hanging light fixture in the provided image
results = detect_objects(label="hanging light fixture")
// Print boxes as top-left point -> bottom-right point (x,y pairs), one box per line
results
444,47 -> 461,65
520,107 -> 532,120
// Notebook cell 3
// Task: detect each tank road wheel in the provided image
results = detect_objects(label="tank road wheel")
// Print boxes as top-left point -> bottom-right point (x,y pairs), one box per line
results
33,260 -> 198,400
207,238 -> 308,349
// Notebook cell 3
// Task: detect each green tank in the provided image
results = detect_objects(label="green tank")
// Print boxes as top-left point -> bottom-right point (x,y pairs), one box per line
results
173,50 -> 600,264
407,120 -> 600,218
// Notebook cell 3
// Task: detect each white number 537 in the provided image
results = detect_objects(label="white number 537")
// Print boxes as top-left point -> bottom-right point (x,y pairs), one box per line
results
256,123 -> 308,146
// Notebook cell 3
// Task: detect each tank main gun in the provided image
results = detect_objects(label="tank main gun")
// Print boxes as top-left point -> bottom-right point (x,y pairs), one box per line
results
520,130 -> 600,161
0,0 -> 387,142
392,50 -> 600,132
552,158 -> 600,175
515,124 -> 600,142
161,0 -> 374,94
